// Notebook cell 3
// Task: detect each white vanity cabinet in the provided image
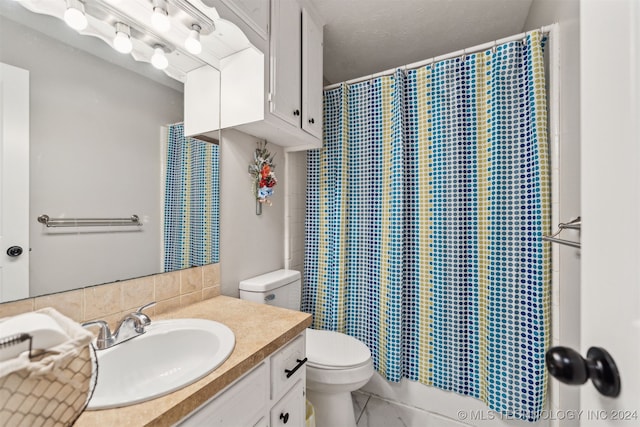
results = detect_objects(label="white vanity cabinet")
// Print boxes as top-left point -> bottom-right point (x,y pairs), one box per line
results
178,333 -> 306,427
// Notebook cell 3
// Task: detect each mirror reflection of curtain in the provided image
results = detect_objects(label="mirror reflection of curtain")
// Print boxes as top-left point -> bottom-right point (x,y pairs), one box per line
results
164,123 -> 219,271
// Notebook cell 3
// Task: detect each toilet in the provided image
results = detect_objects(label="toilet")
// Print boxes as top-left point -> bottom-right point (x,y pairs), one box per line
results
239,269 -> 374,427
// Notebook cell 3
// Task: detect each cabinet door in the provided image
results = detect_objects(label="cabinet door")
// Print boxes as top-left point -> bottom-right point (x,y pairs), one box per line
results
302,8 -> 323,140
270,334 -> 306,399
270,380 -> 305,427
178,362 -> 268,426
270,0 -> 302,128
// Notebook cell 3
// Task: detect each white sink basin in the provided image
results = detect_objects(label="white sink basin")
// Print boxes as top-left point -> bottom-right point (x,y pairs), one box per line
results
87,318 -> 235,410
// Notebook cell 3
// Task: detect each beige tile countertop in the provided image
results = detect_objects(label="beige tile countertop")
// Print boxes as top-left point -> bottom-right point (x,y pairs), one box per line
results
75,295 -> 312,427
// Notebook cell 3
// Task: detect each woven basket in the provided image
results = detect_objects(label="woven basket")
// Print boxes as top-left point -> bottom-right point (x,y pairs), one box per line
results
0,309 -> 96,427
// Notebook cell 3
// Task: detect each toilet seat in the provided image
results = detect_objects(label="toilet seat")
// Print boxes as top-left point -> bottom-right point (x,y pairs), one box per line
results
306,328 -> 371,369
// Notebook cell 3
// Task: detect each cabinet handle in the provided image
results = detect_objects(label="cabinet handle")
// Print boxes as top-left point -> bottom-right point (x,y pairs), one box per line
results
308,118 -> 315,124
280,412 -> 290,424
284,357 -> 307,378
293,109 -> 300,116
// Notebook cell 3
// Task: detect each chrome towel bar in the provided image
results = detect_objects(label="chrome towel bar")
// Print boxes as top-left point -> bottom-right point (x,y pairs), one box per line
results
543,216 -> 581,248
37,214 -> 142,228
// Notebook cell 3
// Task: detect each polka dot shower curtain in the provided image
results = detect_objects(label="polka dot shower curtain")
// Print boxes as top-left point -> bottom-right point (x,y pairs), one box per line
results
164,123 -> 220,271
303,31 -> 551,421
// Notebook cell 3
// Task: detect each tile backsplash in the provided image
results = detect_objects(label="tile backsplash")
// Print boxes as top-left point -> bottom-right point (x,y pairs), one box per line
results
0,263 -> 221,329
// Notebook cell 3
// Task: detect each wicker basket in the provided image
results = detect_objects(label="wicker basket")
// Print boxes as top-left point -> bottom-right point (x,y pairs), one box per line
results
0,308 -> 96,427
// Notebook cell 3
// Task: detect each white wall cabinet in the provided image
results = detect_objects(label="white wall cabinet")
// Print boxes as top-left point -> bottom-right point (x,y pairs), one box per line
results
244,0 -> 324,150
269,0 -> 323,141
185,0 -> 324,151
178,332 -> 306,427
270,0 -> 303,129
301,8 -> 323,140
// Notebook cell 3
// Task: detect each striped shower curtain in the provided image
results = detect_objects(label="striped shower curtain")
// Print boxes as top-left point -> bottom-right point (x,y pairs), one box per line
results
303,32 -> 550,421
164,123 -> 220,271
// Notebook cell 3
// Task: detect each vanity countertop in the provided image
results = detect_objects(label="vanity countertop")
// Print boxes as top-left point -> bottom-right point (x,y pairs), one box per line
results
75,295 -> 312,427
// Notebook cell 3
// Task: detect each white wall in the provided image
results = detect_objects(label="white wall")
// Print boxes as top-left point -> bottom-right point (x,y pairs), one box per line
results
219,129 -> 285,296
0,17 -> 184,296
285,151 -> 307,273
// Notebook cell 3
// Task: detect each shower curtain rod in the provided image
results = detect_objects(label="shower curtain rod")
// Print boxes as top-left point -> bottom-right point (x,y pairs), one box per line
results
324,24 -> 555,90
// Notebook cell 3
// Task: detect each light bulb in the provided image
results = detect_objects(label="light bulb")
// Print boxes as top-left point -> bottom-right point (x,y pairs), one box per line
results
151,6 -> 170,33
64,0 -> 88,31
113,23 -> 132,54
151,47 -> 168,70
184,24 -> 202,55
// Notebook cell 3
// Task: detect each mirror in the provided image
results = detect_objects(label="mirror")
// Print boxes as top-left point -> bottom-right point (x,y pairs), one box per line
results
0,3 -> 220,303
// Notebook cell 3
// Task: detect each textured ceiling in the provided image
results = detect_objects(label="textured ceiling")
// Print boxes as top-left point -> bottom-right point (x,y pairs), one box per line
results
310,0 -> 534,84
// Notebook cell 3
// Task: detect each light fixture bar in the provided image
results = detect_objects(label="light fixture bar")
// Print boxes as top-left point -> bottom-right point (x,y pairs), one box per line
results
82,1 -> 177,53
165,0 -> 215,34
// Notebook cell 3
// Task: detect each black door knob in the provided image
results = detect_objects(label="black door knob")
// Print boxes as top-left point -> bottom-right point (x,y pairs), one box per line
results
279,412 -> 289,424
293,109 -> 300,116
546,346 -> 621,397
308,118 -> 315,124
6,246 -> 23,257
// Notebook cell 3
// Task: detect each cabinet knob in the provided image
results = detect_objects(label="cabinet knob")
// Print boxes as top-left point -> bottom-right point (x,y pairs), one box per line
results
293,109 -> 300,116
308,118 -> 315,124
280,412 -> 289,424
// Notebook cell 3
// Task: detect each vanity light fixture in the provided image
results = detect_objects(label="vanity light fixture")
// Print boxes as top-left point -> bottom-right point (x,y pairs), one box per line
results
113,22 -> 133,54
184,24 -> 202,55
64,0 -> 88,31
151,0 -> 171,33
151,45 -> 169,69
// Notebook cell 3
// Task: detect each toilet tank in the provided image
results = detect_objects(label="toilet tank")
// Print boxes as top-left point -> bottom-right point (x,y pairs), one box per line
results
239,269 -> 301,310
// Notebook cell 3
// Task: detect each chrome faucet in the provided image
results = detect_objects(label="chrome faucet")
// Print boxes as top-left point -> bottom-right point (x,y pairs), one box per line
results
82,301 -> 156,350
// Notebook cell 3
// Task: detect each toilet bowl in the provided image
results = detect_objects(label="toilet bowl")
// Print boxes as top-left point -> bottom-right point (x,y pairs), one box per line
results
305,329 -> 374,427
239,270 -> 375,427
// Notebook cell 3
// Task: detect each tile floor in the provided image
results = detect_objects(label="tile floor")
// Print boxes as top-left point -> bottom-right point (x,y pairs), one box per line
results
351,392 -> 468,427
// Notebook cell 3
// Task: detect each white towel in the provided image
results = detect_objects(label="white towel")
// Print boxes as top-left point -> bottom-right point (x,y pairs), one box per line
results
0,307 -> 93,378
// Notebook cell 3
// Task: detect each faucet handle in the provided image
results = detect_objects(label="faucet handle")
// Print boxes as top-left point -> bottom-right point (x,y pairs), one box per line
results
137,301 -> 156,313
81,320 -> 114,349
135,301 -> 156,327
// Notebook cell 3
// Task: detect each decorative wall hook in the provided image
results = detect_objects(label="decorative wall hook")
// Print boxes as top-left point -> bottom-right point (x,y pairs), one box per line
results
248,141 -> 277,215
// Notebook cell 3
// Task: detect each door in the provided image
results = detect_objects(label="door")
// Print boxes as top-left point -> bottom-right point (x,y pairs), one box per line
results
301,8 -> 323,140
0,63 -> 29,302
270,0 -> 302,128
579,0 -> 640,424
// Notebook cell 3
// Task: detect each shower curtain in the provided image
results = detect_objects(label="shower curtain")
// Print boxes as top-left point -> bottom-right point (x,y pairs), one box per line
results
164,123 -> 220,271
303,32 -> 550,421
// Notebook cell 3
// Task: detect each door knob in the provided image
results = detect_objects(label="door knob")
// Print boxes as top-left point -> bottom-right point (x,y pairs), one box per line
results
293,109 -> 300,116
308,118 -> 315,124
6,246 -> 23,257
545,346 -> 621,397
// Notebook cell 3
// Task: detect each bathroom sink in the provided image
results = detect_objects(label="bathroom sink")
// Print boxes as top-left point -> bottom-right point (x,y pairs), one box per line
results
87,318 -> 235,410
